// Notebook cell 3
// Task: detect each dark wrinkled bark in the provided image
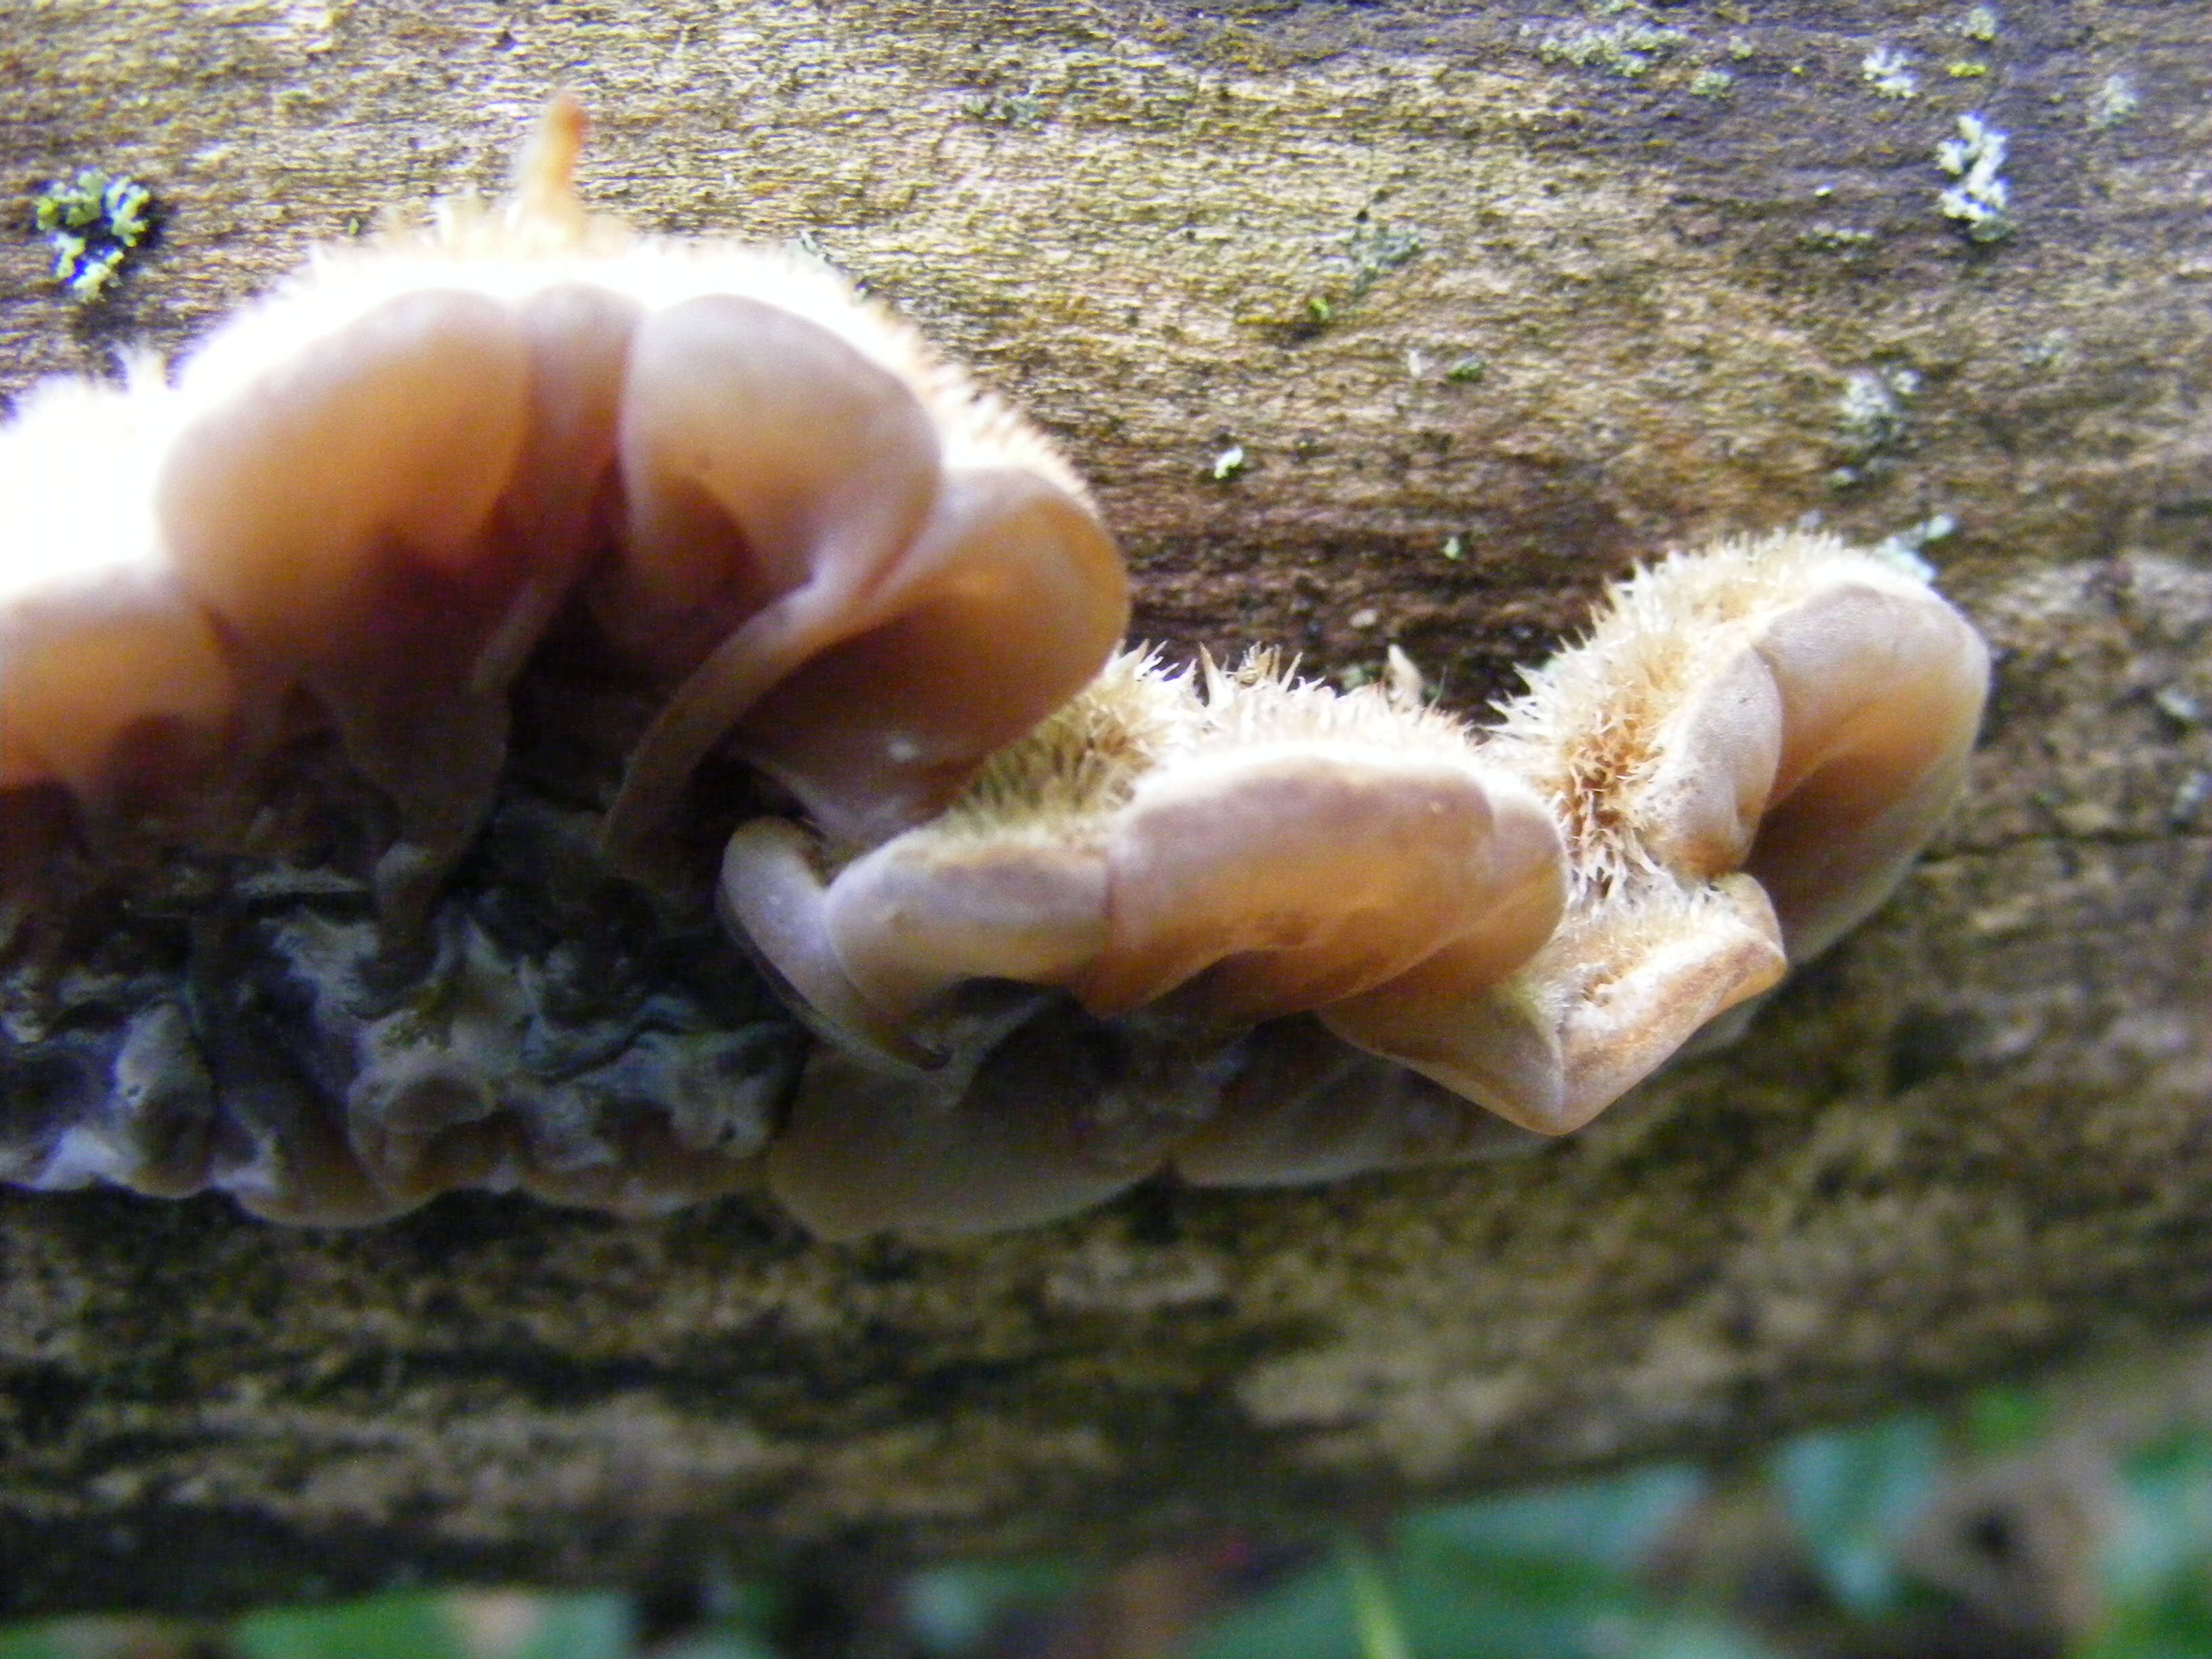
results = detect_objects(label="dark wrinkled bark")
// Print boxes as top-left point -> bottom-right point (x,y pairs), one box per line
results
2,0 -> 2209,1617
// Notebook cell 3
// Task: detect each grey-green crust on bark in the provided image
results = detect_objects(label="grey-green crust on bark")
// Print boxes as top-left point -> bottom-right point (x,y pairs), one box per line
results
3,0 -> 2209,1618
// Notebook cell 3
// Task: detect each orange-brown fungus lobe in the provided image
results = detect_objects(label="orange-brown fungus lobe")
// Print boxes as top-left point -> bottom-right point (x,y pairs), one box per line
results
1351,530 -> 1990,1135
727,534 -> 1986,1237
4,94 -> 1124,909
0,98 -> 1123,1223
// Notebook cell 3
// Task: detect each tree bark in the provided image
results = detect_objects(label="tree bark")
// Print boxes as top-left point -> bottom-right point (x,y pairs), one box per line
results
2,0 -> 2209,1618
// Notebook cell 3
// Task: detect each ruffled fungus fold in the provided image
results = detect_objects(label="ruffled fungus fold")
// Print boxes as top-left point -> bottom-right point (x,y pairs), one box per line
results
766,1000 -> 1220,1241
1,95 -> 1123,920
1173,1016 -> 1549,1188
721,531 -> 1986,1233
0,98 -> 1120,1224
160,287 -> 545,922
720,466 -> 1126,851
1352,530 -> 1990,1134
0,375 -> 238,820
722,649 -> 1568,1055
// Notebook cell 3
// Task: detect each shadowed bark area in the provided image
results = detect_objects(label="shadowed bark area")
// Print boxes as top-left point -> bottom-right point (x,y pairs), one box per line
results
2,0 -> 2209,1618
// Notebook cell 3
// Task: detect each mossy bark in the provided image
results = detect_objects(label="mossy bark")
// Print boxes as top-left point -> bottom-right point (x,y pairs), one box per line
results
3,0 -> 2209,1617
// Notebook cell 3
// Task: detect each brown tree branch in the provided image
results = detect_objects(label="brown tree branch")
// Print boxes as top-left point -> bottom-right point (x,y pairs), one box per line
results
2,0 -> 2208,1616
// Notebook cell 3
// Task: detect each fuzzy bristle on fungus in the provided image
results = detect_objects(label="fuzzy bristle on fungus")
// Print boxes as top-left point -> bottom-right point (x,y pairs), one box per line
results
4,93 -> 1124,925
724,649 -> 1571,1233
0,373 -> 237,824
722,531 -> 1985,1234
1327,530 -> 1990,1134
722,649 -> 1568,1048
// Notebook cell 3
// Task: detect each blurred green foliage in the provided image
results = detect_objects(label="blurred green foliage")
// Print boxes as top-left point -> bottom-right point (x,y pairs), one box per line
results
2085,1432 -> 2212,1659
9,1370 -> 2212,1659
1190,1469 -> 1774,1659
234,1593 -> 485,1659
903,1561 -> 1081,1656
1770,1412 -> 1945,1617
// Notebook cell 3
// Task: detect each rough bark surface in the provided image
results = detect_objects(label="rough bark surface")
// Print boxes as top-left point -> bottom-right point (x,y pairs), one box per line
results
3,0 -> 2209,1618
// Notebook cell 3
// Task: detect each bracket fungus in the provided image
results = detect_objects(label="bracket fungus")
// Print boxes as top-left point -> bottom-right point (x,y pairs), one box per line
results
1331,533 -> 1991,1136
3,94 -> 1124,922
0,100 -> 1988,1236
0,98 -> 1120,1221
733,533 -> 1988,1237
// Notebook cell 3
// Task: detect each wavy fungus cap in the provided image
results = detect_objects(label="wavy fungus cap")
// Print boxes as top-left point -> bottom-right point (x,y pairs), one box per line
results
0,372 -> 233,809
0,99 -> 1123,1223
722,649 -> 1566,1057
1340,530 -> 1991,1134
725,531 -> 1987,1236
1,94 -> 1127,932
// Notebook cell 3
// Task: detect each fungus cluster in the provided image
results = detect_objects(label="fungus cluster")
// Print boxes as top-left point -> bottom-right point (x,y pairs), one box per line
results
0,103 -> 1989,1236
743,537 -> 1988,1237
0,100 -> 1118,1221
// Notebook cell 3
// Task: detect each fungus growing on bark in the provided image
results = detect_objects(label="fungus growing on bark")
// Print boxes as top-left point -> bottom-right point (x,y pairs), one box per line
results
729,651 -> 1565,1237
721,649 -> 1565,1052
729,532 -> 1986,1235
0,370 -> 235,825
1341,530 -> 1991,1135
0,101 -> 1988,1236
0,98 -> 1119,1220
3,93 -> 1126,928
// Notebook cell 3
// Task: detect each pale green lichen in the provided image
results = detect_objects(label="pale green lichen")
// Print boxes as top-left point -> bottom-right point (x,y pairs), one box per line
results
2089,75 -> 2140,129
2171,771 -> 2210,827
1209,443 -> 1247,482
1444,356 -> 1486,384
1295,220 -> 1423,331
1936,112 -> 2015,242
1947,60 -> 1990,78
1861,47 -> 1919,99
1830,367 -> 1919,487
960,82 -> 1047,128
1277,213 -> 1425,335
1689,68 -> 1734,98
1530,20 -> 1687,78
1801,223 -> 1878,253
32,167 -> 153,303
1961,5 -> 1999,41
1345,221 -> 1422,293
2154,687 -> 2205,729
1839,367 -> 1916,451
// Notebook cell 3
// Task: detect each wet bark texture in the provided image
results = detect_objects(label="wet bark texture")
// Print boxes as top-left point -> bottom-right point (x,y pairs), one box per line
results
3,0 -> 2209,1618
